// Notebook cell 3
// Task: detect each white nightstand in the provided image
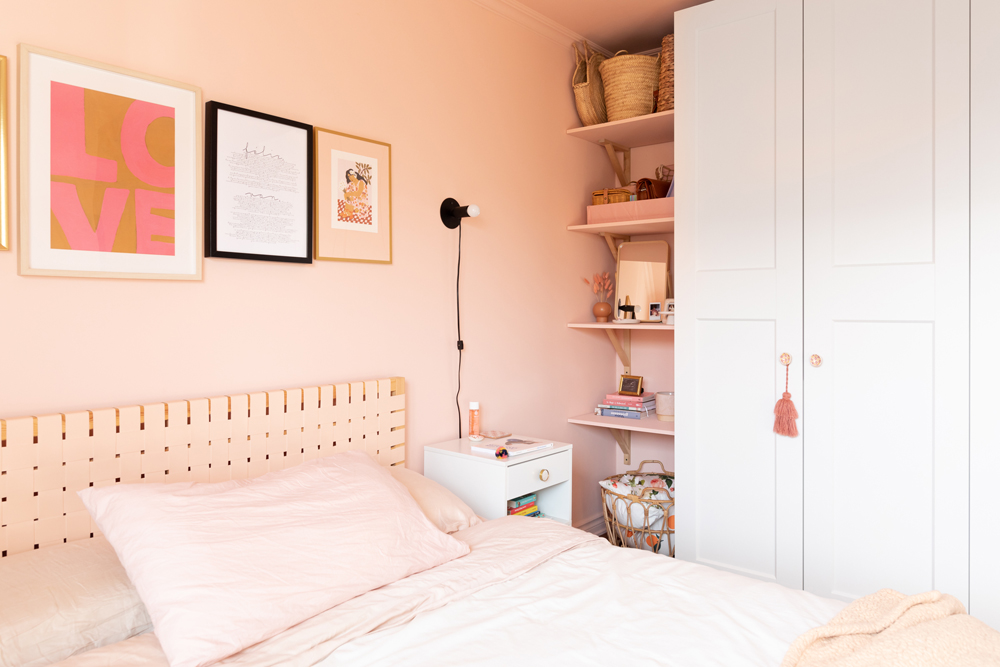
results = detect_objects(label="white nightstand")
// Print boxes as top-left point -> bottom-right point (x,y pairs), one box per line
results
423,436 -> 573,525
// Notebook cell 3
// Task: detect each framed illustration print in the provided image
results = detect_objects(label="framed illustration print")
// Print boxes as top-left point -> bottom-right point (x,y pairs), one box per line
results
314,127 -> 391,263
205,102 -> 312,262
0,55 -> 8,250
18,44 -> 203,279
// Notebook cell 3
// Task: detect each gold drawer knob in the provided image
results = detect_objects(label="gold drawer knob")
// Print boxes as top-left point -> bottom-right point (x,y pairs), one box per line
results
539,469 -> 550,482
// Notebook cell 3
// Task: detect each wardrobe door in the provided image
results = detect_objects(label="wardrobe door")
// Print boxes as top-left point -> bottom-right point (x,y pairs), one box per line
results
803,0 -> 970,604
970,0 -> 1000,630
675,0 -> 803,587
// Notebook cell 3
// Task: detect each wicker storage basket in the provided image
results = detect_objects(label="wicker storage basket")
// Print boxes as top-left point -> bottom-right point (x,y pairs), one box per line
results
572,42 -> 607,126
657,35 -> 675,113
599,51 -> 661,121
592,188 -> 632,205
600,460 -> 675,556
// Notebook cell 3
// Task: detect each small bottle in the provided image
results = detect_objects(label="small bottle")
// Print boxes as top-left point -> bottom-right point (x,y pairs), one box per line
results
469,402 -> 481,437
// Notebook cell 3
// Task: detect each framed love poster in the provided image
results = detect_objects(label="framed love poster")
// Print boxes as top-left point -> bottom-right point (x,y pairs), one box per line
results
314,127 -> 391,263
18,44 -> 203,279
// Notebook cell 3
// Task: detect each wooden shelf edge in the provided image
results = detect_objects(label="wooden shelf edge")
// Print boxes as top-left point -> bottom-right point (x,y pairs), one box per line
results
567,217 -> 675,236
566,110 -> 676,148
567,322 -> 674,331
567,413 -> 675,436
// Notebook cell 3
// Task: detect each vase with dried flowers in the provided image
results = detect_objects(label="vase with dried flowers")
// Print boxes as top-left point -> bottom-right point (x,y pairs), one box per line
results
584,272 -> 614,322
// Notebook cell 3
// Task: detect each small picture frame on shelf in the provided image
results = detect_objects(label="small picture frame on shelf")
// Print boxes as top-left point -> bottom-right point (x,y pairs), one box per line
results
665,298 -> 675,313
618,374 -> 644,396
649,301 -> 661,322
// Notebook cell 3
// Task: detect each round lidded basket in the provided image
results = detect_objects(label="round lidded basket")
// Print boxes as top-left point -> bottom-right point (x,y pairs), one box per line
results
599,51 -> 662,122
600,460 -> 675,557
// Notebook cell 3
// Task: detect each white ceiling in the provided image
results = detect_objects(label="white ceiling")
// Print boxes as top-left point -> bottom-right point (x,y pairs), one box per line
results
517,0 -> 712,53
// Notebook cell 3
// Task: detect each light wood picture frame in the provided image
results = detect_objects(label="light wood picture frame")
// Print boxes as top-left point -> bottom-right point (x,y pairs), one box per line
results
18,44 -> 203,279
314,127 -> 391,263
0,55 -> 8,250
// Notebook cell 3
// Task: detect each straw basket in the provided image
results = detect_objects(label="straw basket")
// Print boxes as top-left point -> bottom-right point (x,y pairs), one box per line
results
592,188 -> 632,205
657,35 -> 675,113
572,42 -> 607,126
599,51 -> 661,121
600,460 -> 675,557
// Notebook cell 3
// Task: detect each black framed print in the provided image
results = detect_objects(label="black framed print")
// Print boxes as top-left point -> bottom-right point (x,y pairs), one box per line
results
205,101 -> 313,262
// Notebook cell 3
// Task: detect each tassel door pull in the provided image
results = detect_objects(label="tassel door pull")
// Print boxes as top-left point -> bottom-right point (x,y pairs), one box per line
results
774,353 -> 799,437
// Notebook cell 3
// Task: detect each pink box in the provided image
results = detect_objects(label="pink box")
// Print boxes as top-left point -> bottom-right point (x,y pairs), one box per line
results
587,197 -> 674,225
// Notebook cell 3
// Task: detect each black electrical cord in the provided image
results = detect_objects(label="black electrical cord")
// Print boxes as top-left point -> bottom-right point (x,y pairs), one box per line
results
455,222 -> 463,439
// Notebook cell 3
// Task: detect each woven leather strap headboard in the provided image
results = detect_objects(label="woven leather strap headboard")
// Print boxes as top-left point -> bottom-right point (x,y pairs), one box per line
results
0,377 -> 405,558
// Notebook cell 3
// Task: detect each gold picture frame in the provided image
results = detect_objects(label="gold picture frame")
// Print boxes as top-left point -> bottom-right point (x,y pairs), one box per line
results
618,374 -> 644,396
0,54 -> 8,250
18,44 -> 203,279
314,127 -> 391,264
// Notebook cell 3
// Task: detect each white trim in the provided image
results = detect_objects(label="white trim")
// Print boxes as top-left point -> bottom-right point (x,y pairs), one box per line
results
574,513 -> 607,535
467,0 -> 614,56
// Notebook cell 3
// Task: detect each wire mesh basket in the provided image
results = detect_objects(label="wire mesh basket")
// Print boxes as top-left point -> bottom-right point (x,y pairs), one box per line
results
600,460 -> 675,556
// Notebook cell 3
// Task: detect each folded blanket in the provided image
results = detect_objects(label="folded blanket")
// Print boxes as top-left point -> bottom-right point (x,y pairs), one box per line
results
781,588 -> 1000,667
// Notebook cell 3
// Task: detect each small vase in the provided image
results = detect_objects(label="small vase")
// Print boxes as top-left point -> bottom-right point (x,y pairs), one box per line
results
593,301 -> 612,322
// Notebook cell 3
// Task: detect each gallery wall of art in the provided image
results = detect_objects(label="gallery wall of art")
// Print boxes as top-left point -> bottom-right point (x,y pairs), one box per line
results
0,0 -> 619,526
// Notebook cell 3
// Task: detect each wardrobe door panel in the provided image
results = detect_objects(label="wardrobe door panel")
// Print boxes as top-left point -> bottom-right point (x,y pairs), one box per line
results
676,0 -> 803,587
970,0 -> 1000,630
804,0 -> 969,604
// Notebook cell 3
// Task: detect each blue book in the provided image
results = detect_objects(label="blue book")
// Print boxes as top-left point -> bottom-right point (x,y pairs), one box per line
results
600,408 -> 642,420
507,494 -> 537,509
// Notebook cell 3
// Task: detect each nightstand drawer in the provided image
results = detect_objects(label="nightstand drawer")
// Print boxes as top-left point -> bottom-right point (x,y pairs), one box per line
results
506,450 -> 572,500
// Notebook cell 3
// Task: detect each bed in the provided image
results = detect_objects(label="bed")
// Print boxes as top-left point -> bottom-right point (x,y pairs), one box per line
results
5,377 -> 985,667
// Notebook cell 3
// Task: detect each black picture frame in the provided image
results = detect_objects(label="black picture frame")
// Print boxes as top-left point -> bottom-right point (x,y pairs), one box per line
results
205,101 -> 313,263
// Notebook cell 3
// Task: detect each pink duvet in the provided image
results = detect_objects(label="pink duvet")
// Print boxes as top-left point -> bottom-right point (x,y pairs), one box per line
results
78,452 -> 469,667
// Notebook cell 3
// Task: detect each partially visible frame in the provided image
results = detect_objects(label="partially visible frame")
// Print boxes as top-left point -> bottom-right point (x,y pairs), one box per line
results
314,127 -> 391,263
18,44 -> 203,279
205,101 -> 313,263
0,55 -> 8,250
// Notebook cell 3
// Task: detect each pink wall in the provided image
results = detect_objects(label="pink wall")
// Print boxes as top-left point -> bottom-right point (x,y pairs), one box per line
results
0,0 -> 621,527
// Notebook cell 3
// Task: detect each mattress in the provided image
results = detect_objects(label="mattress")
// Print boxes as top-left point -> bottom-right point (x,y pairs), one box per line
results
51,518 -> 844,667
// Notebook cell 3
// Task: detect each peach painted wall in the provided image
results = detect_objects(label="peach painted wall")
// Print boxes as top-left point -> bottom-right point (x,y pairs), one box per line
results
0,0 -> 622,527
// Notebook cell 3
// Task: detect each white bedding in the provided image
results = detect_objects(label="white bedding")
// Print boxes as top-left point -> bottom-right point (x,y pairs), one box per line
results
51,518 -> 844,667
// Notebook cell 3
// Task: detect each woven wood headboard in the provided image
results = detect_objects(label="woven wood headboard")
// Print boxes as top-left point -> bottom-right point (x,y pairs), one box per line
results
0,377 -> 405,558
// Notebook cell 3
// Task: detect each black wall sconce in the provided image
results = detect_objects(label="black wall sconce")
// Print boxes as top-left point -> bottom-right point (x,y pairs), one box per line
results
441,198 -> 480,438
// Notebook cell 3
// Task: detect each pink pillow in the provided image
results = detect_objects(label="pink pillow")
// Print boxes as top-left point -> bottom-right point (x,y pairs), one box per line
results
79,451 -> 469,667
389,466 -> 483,533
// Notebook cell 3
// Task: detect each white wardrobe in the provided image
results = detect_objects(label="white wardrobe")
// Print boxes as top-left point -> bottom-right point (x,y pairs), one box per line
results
675,0 -> 999,628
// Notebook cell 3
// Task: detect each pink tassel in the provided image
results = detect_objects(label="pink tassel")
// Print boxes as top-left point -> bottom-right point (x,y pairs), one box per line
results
773,391 -> 799,437
773,358 -> 799,437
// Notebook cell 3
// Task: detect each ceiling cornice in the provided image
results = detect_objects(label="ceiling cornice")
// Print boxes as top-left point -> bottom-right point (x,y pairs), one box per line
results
467,0 -> 615,57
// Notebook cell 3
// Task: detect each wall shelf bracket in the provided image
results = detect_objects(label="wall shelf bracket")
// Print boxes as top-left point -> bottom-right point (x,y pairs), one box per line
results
599,140 -> 631,186
610,428 -> 632,465
604,329 -> 631,373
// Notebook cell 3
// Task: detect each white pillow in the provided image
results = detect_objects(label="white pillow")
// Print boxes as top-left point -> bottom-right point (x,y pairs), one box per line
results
79,451 -> 469,667
0,536 -> 151,667
389,466 -> 483,533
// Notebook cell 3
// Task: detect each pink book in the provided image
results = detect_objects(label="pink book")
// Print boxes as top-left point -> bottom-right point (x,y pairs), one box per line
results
605,392 -> 654,404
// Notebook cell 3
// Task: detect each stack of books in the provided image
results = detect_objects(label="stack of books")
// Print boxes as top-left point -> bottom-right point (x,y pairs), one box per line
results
598,392 -> 656,420
507,493 -> 541,517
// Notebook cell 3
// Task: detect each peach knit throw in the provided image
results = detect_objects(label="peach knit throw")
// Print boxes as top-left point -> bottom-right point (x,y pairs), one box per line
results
781,589 -> 1000,667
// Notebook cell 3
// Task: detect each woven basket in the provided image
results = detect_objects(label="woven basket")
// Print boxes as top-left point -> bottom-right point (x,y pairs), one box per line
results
599,51 -> 661,122
592,188 -> 631,205
572,42 -> 607,126
657,35 -> 675,113
601,460 -> 675,557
